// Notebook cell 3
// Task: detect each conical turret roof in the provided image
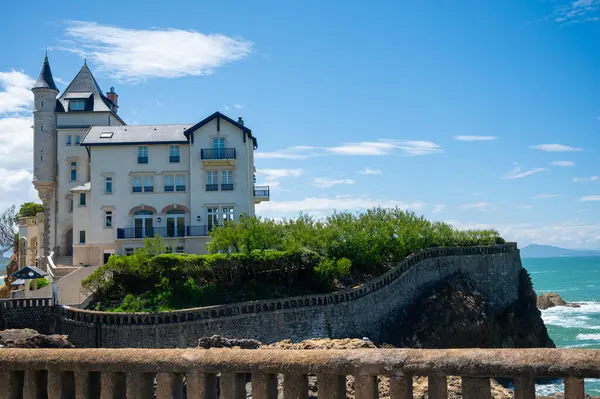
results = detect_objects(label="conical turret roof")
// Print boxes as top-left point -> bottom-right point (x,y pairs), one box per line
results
32,54 -> 58,91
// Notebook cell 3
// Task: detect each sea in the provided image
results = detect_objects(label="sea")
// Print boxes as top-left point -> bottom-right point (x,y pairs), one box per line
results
525,256 -> 600,396
0,257 -> 7,281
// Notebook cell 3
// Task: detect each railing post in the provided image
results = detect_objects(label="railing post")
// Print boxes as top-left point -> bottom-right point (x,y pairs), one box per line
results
428,375 -> 448,399
355,374 -> 378,399
75,371 -> 100,399
219,373 -> 246,399
461,377 -> 491,399
23,370 -> 46,399
156,373 -> 184,399
564,377 -> 585,399
0,370 -> 24,399
100,372 -> 125,399
186,372 -> 218,399
318,373 -> 346,399
48,370 -> 75,399
389,375 -> 413,399
514,377 -> 535,399
126,372 -> 155,399
283,373 -> 308,399
251,372 -> 278,399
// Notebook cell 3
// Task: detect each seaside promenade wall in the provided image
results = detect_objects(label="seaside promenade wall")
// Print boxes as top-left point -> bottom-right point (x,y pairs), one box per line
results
55,243 -> 522,348
0,298 -> 54,334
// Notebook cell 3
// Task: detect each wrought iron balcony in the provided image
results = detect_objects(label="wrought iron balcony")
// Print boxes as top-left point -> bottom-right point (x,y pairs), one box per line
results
169,155 -> 180,163
221,183 -> 234,191
117,225 -> 209,239
254,186 -> 270,198
201,148 -> 236,160
205,184 -> 218,191
137,156 -> 148,164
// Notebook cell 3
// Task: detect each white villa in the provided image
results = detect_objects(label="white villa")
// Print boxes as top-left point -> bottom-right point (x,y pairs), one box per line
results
18,54 -> 269,283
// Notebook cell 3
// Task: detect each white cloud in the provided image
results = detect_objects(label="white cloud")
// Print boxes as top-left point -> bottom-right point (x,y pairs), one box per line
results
256,169 -> 304,180
531,144 -> 583,152
357,168 -> 381,175
58,20 -> 253,82
551,161 -> 575,167
328,140 -> 442,156
255,146 -> 317,160
312,177 -> 354,188
256,195 -> 425,215
460,201 -> 494,211
502,167 -> 547,179
551,0 -> 599,24
453,135 -> 497,141
579,195 -> 600,202
533,194 -> 559,199
0,70 -> 34,114
572,176 -> 599,182
233,104 -> 242,109
432,204 -> 445,213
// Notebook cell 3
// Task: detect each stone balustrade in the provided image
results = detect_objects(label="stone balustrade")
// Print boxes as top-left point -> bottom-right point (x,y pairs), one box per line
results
0,347 -> 596,398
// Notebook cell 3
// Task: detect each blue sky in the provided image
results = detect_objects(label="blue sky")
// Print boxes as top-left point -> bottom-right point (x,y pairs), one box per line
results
1,0 -> 599,248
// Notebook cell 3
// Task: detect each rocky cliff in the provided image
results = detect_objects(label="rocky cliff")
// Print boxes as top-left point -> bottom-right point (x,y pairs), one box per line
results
380,269 -> 555,349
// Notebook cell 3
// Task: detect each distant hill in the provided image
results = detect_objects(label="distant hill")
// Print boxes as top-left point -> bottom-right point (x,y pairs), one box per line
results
521,244 -> 600,258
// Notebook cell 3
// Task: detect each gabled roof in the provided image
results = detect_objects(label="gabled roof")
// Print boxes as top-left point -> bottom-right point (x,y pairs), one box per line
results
184,111 -> 258,148
32,55 -> 58,91
82,125 -> 192,146
11,266 -> 48,280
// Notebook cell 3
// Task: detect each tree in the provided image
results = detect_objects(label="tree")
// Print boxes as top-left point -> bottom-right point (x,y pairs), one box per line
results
17,202 -> 44,221
0,205 -> 18,253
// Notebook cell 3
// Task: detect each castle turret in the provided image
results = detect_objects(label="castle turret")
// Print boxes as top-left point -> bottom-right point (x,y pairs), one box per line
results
31,54 -> 59,256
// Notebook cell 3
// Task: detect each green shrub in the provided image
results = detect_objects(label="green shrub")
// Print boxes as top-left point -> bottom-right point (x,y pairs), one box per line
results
30,278 -> 49,290
314,257 -> 352,288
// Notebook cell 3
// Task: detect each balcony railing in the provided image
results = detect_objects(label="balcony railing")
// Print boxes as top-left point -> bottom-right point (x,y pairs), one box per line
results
137,156 -> 148,164
117,225 -> 209,239
201,148 -> 236,160
169,155 -> 180,163
0,348 -> 596,398
221,183 -> 234,191
254,185 -> 270,197
206,184 -> 218,191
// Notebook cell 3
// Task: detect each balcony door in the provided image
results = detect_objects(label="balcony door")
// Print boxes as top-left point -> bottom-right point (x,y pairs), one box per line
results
213,138 -> 225,159
134,210 -> 154,238
166,210 -> 185,237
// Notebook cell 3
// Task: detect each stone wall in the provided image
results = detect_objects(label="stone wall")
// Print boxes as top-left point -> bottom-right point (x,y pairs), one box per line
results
0,298 -> 55,335
56,243 -> 522,348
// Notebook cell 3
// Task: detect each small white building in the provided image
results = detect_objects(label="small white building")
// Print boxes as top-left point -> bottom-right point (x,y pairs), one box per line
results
22,54 -> 269,269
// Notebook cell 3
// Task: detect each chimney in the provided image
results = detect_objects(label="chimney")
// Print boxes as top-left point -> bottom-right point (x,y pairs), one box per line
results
107,86 -> 119,113
238,116 -> 244,126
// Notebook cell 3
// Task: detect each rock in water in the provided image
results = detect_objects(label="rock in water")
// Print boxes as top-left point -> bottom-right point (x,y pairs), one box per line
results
537,293 -> 580,310
0,329 -> 74,348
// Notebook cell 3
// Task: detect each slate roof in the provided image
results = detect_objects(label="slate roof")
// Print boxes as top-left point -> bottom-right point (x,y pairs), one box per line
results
82,125 -> 193,146
11,266 -> 48,279
184,111 -> 258,148
32,55 -> 58,91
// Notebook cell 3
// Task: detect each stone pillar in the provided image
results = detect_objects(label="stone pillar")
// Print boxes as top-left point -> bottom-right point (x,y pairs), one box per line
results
564,377 -> 585,399
186,372 -> 218,399
100,372 -> 126,399
251,372 -> 278,399
389,375 -> 413,399
317,374 -> 346,399
126,372 -> 155,399
354,374 -> 378,399
427,375 -> 448,399
513,377 -> 535,399
23,370 -> 45,399
42,197 -> 51,257
220,373 -> 246,399
283,373 -> 308,399
461,377 -> 491,399
156,373 -> 183,399
0,370 -> 24,398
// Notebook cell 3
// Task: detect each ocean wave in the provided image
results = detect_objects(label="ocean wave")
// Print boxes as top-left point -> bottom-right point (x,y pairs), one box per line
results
576,333 -> 600,341
564,342 -> 598,348
535,379 -> 600,396
542,302 -> 600,330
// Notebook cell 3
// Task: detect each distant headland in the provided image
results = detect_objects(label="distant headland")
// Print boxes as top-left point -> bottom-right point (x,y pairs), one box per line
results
521,244 -> 600,258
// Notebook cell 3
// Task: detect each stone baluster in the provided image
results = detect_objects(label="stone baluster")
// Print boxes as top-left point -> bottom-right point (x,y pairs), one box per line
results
75,371 -> 101,399
47,370 -> 75,399
156,373 -> 184,399
126,372 -> 155,399
100,372 -> 126,399
220,373 -> 246,399
461,377 -> 491,399
564,377 -> 585,399
186,372 -> 218,399
513,377 -> 535,399
23,370 -> 46,399
389,375 -> 413,399
317,373 -> 346,399
283,373 -> 308,399
354,374 -> 378,399
0,370 -> 24,399
427,375 -> 448,399
251,372 -> 278,399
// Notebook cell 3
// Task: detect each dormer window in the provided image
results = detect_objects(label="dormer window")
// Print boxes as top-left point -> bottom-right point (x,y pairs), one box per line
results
69,99 -> 86,111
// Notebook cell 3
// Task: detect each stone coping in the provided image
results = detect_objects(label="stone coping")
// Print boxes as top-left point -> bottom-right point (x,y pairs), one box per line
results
0,347 -> 598,378
59,243 -> 518,325
0,298 -> 52,309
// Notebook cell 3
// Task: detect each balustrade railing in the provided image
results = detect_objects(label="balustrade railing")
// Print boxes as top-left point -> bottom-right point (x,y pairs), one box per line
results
117,225 -> 209,239
0,348 -> 595,398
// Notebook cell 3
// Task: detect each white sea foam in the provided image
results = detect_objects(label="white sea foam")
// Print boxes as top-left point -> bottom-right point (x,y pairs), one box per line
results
535,379 -> 600,396
541,302 -> 600,330
576,333 -> 600,341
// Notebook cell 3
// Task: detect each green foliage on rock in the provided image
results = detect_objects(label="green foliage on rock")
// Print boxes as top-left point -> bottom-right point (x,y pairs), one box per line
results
18,202 -> 44,220
84,208 -> 504,312
30,278 -> 49,290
